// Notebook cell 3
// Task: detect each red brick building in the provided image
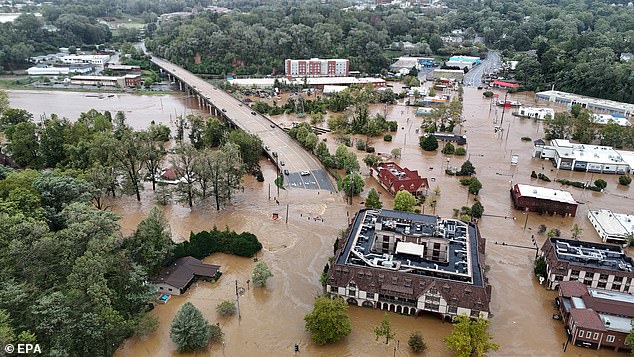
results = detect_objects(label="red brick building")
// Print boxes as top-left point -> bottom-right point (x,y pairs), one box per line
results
510,183 -> 578,216
285,58 -> 349,79
371,162 -> 429,197
557,281 -> 633,352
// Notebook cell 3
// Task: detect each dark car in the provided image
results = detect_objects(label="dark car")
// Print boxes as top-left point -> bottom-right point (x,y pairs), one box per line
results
280,161 -> 285,166
251,111 -> 256,115
221,108 -> 227,112
284,169 -> 289,175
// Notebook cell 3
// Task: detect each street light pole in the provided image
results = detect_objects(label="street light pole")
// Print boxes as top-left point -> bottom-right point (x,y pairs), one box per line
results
235,280 -> 241,319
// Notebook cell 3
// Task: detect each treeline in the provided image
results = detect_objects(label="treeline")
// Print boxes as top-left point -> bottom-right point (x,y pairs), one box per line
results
173,227 -> 262,259
145,1 -> 479,75
0,96 -> 263,209
544,105 -> 634,148
447,0 -> 634,102
0,167 -> 175,356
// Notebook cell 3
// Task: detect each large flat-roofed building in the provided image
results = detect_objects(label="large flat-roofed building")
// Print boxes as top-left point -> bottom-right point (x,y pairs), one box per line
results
432,69 -> 465,81
70,74 -> 142,88
515,106 -> 555,120
448,55 -> 481,65
536,90 -> 634,119
557,281 -> 633,352
592,114 -> 632,127
532,139 -> 631,174
371,162 -> 429,197
285,58 -> 349,79
510,183 -> 578,216
60,54 -> 111,67
226,76 -> 384,89
540,237 -> 634,292
327,209 -> 491,320
588,209 -> 634,245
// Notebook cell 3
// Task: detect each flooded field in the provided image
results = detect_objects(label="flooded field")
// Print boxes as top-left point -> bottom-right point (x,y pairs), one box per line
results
6,89 -> 204,130
7,88 -> 632,356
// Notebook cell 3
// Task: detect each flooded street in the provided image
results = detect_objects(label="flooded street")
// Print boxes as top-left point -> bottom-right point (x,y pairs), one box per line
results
7,89 -> 633,356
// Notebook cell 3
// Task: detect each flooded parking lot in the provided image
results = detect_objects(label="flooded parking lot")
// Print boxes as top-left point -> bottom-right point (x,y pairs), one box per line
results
8,88 -> 633,356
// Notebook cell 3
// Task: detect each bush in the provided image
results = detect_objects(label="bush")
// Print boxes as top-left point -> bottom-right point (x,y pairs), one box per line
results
534,256 -> 546,277
366,146 -> 376,153
355,139 -> 366,151
482,91 -> 494,98
594,179 -> 607,190
454,147 -> 466,156
387,121 -> 398,131
216,300 -> 237,316
419,135 -> 439,151
457,160 -> 476,176
173,227 -> 263,259
255,170 -> 264,182
531,171 -> 538,179
383,134 -> 392,142
460,178 -> 472,186
537,173 -> 551,182
442,142 -> 455,154
619,175 -> 632,186
408,331 -> 427,353
445,169 -> 455,176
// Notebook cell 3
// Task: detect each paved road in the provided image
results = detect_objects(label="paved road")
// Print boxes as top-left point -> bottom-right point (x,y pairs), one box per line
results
463,51 -> 501,87
150,57 -> 335,192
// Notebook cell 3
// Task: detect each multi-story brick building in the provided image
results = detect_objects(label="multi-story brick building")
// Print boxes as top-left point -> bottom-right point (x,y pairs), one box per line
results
540,237 -> 634,292
371,162 -> 429,197
510,183 -> 578,216
285,58 -> 349,79
326,209 -> 492,320
557,281 -> 633,352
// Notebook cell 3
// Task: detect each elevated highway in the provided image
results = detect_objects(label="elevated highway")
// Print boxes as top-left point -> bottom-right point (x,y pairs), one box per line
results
151,57 -> 334,192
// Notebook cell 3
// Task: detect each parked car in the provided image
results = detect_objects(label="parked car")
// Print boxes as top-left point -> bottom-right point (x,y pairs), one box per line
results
280,161 -> 285,166
251,111 -> 256,115
300,171 -> 310,176
222,108 -> 227,112
284,169 -> 289,175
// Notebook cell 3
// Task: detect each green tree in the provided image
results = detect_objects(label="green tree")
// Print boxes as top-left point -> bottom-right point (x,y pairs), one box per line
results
594,179 -> 607,190
619,175 -> 632,186
0,108 -> 32,129
534,256 -> 547,277
471,201 -> 484,218
251,261 -> 273,287
7,122 -> 40,167
342,173 -> 365,197
365,188 -> 383,209
39,117 -> 67,168
0,90 -> 8,117
216,300 -> 237,316
363,154 -> 381,168
458,160 -> 476,176
445,314 -> 498,357
408,331 -> 427,353
170,302 -> 213,353
442,142 -> 456,154
374,313 -> 395,344
304,296 -> 351,345
419,134 -> 439,151
228,130 -> 262,171
171,143 -> 199,207
570,224 -> 583,240
0,309 -> 14,351
468,178 -> 483,195
393,190 -> 417,212
124,207 -> 174,276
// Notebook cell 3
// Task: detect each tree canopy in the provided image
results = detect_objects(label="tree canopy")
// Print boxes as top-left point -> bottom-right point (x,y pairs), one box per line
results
445,314 -> 499,357
304,296 -> 352,345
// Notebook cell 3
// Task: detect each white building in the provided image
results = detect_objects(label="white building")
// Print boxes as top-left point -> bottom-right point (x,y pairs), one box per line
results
536,90 -> 634,119
515,106 -> 555,120
588,209 -> 634,245
432,69 -> 464,81
533,139 -> 631,174
444,60 -> 473,70
592,114 -> 632,127
60,54 -> 111,67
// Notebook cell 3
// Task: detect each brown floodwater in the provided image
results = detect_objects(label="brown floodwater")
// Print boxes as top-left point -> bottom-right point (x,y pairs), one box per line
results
6,89 -> 204,130
12,88 -> 631,356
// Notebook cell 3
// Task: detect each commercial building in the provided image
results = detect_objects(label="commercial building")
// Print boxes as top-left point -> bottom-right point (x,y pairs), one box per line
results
26,65 -> 93,76
389,57 -> 435,72
371,162 -> 429,197
60,54 -> 111,67
491,79 -> 519,89
510,183 -> 578,216
591,114 -> 631,127
70,74 -> 142,88
227,76 -> 384,89
536,90 -> 634,119
557,281 -> 633,352
448,56 -> 481,65
532,139 -> 631,174
153,256 -> 221,295
540,237 -> 634,292
588,209 -> 634,245
444,60 -> 473,70
105,64 -> 141,74
327,209 -> 492,319
514,106 -> 555,120
285,58 -> 349,79
432,69 -> 464,81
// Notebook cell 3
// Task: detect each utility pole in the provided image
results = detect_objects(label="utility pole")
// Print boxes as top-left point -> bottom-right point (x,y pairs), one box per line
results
268,184 -> 270,200
235,280 -> 241,319
286,203 -> 289,224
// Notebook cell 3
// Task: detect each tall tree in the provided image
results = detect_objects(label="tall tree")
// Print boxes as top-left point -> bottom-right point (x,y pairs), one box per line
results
170,302 -> 213,353
112,130 -> 144,201
304,296 -> 352,345
445,314 -> 499,357
251,261 -> 273,287
7,122 -> 40,168
140,131 -> 165,191
393,190 -> 417,212
374,313 -> 395,344
172,144 -> 199,208
124,207 -> 174,276
365,188 -> 383,209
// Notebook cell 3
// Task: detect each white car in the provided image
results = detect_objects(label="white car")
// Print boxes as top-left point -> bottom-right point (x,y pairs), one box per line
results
300,171 -> 310,176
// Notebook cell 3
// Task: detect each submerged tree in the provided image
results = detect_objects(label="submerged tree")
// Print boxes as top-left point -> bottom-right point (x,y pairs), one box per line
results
170,303 -> 213,352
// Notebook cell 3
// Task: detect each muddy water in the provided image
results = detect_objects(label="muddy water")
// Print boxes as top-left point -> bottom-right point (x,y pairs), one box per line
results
24,85 -> 625,356
6,90 -> 205,130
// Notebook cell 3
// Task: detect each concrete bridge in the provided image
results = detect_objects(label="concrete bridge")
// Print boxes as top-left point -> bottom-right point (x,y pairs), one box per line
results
151,57 -> 334,192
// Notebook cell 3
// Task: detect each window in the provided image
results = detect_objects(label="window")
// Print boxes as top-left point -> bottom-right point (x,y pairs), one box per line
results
168,288 -> 173,291
448,305 -> 458,314
607,335 -> 615,343
586,331 -> 592,338
571,270 -> 580,276
593,333 -> 599,340
470,310 -> 480,318
330,286 -> 337,293
600,274 -> 608,280
366,292 -> 375,299
578,330 -> 584,337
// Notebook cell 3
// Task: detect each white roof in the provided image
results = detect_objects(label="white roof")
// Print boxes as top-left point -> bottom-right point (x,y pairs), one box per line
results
614,212 -> 634,235
551,139 -> 627,166
303,77 -> 385,85
395,242 -> 425,258
516,184 -> 576,204
592,114 -> 632,127
323,85 -> 348,94
227,78 -> 285,87
519,106 -> 554,114
536,90 -> 634,115
590,288 -> 634,304
62,55 -> 110,60
600,314 -> 632,333
588,209 -> 630,237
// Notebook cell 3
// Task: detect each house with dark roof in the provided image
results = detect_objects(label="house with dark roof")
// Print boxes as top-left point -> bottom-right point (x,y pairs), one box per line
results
326,209 -> 491,320
153,256 -> 221,295
557,281 -> 633,352
371,162 -> 429,197
540,237 -> 634,292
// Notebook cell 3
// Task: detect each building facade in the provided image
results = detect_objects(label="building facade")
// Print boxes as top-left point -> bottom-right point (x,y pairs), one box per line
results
60,54 -> 111,67
70,74 -> 142,88
588,209 -> 634,245
536,90 -> 634,119
153,256 -> 221,295
515,106 -> 555,120
285,58 -> 349,79
532,139 -> 631,174
371,162 -> 429,197
510,183 -> 578,216
540,237 -> 634,293
557,281 -> 633,352
326,209 -> 491,320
